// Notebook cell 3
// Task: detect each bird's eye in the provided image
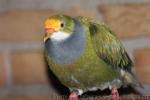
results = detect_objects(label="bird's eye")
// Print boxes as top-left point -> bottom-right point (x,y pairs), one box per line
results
60,23 -> 64,28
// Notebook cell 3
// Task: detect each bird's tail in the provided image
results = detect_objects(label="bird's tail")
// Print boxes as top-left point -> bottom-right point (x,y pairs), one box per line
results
127,68 -> 150,95
121,69 -> 150,95
122,70 -> 144,94
131,71 -> 143,87
125,69 -> 150,95
129,72 -> 145,94
133,84 -> 150,95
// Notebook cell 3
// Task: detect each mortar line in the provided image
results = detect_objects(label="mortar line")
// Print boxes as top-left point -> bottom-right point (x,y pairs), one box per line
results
0,42 -> 43,51
3,50 -> 13,87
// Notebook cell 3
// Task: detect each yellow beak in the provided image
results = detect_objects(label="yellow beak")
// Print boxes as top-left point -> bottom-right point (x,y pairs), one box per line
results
44,19 -> 61,42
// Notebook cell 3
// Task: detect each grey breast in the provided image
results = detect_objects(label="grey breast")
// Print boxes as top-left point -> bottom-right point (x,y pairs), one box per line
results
45,19 -> 86,65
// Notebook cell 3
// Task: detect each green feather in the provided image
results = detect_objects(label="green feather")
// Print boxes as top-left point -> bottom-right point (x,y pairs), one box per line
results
88,21 -> 133,71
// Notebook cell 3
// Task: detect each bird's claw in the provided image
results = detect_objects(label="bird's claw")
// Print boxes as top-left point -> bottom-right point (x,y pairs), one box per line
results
69,91 -> 78,100
111,86 -> 120,100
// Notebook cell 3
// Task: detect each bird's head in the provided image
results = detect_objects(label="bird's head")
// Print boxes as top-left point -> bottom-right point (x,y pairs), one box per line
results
44,15 -> 75,43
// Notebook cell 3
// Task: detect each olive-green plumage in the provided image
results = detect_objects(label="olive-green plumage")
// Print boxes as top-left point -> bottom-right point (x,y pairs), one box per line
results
44,15 -> 139,95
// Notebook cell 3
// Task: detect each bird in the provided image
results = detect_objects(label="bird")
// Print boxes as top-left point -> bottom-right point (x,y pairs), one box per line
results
43,15 -> 141,100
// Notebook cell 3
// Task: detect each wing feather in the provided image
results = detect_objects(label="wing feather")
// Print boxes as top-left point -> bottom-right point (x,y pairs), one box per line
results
89,22 -> 133,71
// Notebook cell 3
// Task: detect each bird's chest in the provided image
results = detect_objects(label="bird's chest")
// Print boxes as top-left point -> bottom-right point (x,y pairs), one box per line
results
46,31 -> 86,65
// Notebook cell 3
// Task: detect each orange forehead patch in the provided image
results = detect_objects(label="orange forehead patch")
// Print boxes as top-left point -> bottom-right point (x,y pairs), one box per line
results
44,19 -> 61,29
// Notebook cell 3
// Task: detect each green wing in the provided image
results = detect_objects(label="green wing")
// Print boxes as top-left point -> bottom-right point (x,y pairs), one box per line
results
77,16 -> 141,86
88,21 -> 133,72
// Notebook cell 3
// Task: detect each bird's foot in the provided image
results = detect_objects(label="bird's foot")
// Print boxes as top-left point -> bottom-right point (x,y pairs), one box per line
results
111,86 -> 120,100
69,91 -> 78,100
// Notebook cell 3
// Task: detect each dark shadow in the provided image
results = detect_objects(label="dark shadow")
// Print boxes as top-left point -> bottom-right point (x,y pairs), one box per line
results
81,86 -> 138,98
45,61 -> 69,95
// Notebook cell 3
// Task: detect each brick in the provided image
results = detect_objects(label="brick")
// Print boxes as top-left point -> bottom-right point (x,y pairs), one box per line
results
99,4 -> 150,38
0,53 -> 6,87
134,48 -> 150,84
0,10 -> 56,42
11,50 -> 49,85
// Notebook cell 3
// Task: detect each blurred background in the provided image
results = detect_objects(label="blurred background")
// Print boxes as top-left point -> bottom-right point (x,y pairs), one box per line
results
0,0 -> 150,99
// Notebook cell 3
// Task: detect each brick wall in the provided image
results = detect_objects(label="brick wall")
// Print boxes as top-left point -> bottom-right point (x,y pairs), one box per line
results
0,1 -> 150,99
